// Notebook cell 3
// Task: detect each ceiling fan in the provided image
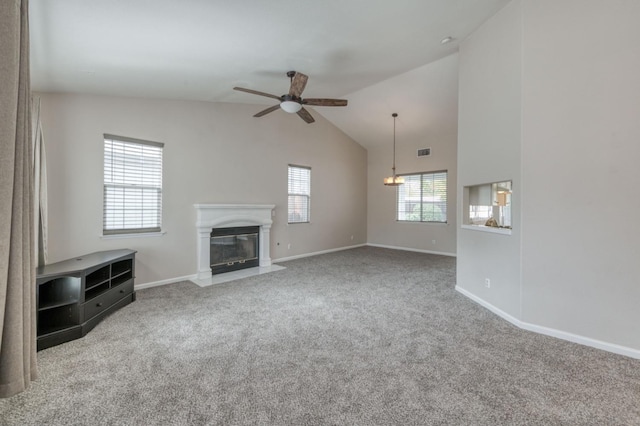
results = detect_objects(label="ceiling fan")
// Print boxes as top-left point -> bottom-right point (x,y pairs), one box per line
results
233,71 -> 348,124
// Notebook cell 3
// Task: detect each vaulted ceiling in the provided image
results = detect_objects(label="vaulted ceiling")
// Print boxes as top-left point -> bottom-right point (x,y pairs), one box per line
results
29,0 -> 510,148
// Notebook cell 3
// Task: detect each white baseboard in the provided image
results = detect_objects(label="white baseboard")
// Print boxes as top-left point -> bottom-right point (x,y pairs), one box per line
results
135,245 -> 368,288
455,285 -> 640,360
367,243 -> 456,257
273,243 -> 367,263
135,244 -> 368,290
135,244 -> 448,289
135,274 -> 197,290
132,250 -> 639,359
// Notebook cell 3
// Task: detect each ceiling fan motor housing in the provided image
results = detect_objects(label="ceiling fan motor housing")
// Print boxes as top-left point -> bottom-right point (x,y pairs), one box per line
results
282,94 -> 301,103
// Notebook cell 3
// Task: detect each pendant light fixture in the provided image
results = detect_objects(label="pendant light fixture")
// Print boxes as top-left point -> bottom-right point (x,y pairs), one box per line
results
383,113 -> 405,186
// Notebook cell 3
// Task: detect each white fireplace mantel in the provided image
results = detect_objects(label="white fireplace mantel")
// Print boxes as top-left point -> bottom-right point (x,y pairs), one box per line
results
194,204 -> 275,279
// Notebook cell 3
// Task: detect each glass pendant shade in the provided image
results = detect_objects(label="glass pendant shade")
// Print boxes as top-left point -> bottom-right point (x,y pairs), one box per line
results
383,175 -> 405,186
280,101 -> 302,113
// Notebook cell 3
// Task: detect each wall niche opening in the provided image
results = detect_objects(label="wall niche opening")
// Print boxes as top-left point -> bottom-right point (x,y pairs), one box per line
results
463,180 -> 512,233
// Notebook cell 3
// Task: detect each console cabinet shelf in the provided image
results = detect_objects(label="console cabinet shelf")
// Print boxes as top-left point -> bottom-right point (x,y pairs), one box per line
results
36,249 -> 136,350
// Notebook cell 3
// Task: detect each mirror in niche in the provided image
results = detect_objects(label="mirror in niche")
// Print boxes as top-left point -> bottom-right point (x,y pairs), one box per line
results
466,180 -> 512,229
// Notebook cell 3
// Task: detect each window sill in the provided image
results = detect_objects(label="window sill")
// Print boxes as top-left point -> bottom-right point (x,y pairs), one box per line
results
461,224 -> 511,235
101,231 -> 166,239
396,221 -> 448,225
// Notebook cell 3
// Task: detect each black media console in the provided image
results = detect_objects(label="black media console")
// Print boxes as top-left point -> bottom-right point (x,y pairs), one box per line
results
36,249 -> 136,350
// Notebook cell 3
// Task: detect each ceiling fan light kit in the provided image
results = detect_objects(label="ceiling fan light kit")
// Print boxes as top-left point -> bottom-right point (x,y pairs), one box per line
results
384,113 -> 404,186
233,71 -> 348,124
280,99 -> 302,113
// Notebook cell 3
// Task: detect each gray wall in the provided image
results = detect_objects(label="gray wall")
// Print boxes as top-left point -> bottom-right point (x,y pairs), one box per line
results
520,0 -> 640,349
367,135 -> 457,255
366,55 -> 458,256
458,0 -> 640,353
38,93 -> 368,285
457,0 -> 523,318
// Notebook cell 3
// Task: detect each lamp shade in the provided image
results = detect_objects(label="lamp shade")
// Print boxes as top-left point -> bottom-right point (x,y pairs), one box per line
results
384,175 -> 405,186
280,101 -> 302,113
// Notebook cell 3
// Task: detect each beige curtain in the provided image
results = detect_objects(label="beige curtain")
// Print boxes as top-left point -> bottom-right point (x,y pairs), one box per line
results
0,0 -> 39,398
32,97 -> 48,267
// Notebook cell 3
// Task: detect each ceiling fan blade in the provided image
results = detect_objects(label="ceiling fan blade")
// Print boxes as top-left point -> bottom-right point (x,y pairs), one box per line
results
289,72 -> 308,97
234,87 -> 282,101
253,104 -> 281,117
296,107 -> 315,124
303,98 -> 348,107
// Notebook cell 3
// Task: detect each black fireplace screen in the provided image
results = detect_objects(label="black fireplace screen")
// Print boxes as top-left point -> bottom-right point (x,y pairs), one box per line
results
210,226 -> 259,274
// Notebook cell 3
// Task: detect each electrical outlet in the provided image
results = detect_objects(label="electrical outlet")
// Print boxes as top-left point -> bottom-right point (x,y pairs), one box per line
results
351,235 -> 354,241
287,243 -> 291,250
432,239 -> 436,245
485,278 -> 491,288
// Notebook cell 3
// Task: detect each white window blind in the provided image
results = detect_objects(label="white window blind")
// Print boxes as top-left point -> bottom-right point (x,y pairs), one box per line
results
397,171 -> 447,223
288,165 -> 310,223
103,134 -> 164,235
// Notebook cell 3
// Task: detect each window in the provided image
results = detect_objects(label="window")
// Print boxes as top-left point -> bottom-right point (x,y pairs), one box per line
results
397,171 -> 447,223
103,134 -> 164,235
288,165 -> 310,223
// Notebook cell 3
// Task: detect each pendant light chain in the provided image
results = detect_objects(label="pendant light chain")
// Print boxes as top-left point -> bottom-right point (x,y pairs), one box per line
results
384,113 -> 404,186
392,113 -> 397,177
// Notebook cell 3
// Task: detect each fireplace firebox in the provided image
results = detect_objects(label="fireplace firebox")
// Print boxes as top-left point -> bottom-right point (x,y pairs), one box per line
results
210,226 -> 259,275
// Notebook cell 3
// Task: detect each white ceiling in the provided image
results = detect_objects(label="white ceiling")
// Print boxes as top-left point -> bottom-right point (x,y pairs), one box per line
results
29,0 -> 509,148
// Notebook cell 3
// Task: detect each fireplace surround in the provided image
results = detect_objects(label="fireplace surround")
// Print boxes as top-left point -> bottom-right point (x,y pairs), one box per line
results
194,204 -> 274,280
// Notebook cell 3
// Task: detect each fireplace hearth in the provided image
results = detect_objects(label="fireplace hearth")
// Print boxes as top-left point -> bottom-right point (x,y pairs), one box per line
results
210,226 -> 259,274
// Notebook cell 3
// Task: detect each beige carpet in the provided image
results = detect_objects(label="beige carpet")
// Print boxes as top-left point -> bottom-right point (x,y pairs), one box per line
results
1,247 -> 638,425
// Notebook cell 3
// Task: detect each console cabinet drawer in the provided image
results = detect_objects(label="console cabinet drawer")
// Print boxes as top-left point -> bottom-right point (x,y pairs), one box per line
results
83,279 -> 134,320
112,278 -> 134,299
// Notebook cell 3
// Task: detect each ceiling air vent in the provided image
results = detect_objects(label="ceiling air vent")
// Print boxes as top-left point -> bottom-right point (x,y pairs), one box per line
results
417,148 -> 431,157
